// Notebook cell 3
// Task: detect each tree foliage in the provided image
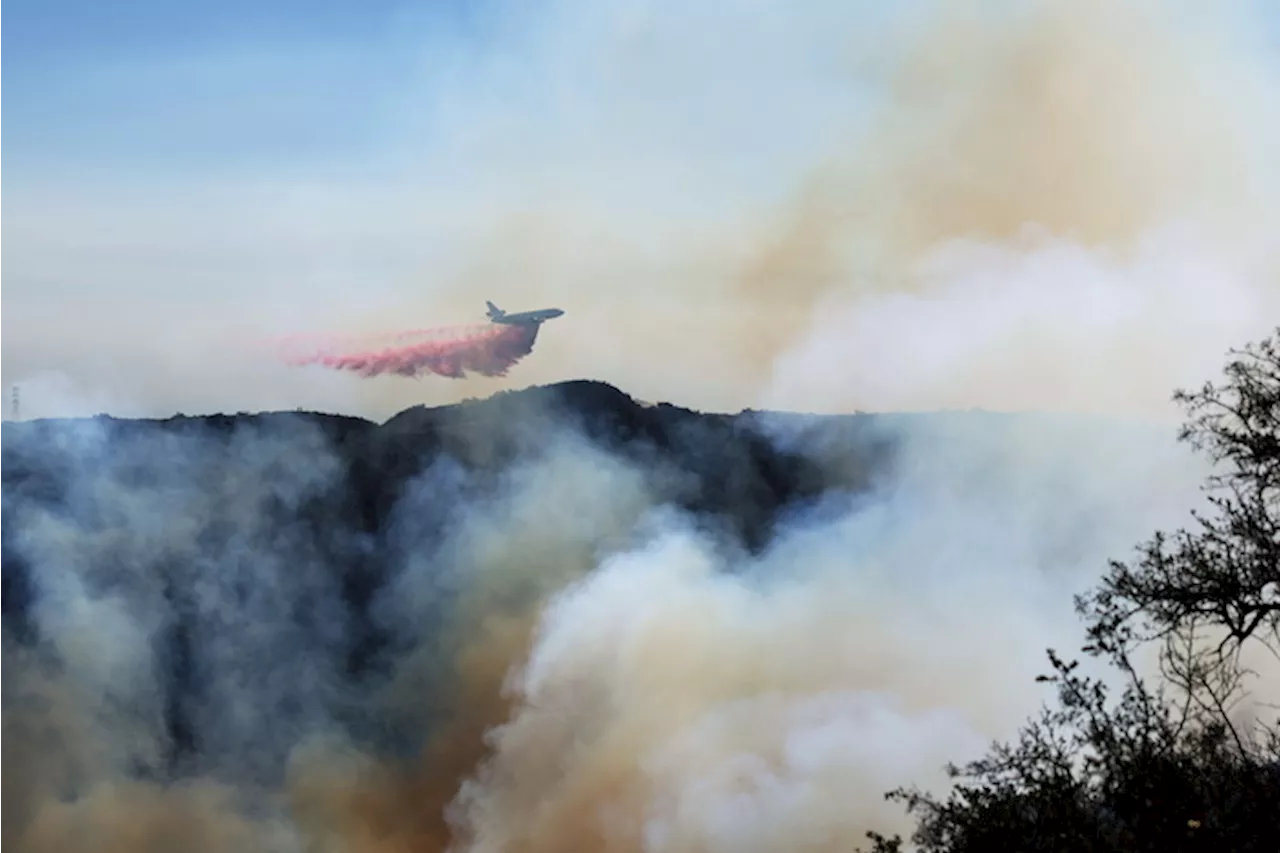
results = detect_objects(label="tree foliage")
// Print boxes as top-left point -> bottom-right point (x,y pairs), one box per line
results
862,329 -> 1280,853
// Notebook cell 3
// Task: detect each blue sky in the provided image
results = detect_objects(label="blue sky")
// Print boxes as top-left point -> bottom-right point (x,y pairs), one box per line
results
6,0 -> 1278,192
2,0 -> 513,180
2,0 -> 874,195
2,0 -> 421,61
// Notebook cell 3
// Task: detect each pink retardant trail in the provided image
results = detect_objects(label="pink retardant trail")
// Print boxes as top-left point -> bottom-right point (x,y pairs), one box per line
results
276,323 -> 542,379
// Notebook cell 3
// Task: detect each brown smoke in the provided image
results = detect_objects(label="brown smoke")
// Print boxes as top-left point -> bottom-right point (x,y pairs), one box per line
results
418,4 -> 1280,846
356,0 -> 1278,415
728,0 -> 1280,399
291,434 -> 663,853
2,649 -> 262,853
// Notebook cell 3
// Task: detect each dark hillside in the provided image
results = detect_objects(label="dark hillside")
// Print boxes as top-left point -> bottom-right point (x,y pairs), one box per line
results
1,380 -> 898,780
7,375 -> 1271,853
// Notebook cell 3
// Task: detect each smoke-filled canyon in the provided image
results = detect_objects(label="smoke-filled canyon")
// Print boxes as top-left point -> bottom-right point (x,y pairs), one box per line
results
8,377 -> 1265,851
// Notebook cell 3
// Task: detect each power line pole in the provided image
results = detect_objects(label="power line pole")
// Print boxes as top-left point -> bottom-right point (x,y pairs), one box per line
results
10,385 -> 19,421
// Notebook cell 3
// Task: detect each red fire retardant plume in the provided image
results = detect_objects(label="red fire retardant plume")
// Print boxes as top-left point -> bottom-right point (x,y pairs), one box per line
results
278,323 -> 542,379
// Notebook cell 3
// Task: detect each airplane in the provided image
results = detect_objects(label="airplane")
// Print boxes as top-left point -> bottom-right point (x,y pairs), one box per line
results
485,300 -> 565,325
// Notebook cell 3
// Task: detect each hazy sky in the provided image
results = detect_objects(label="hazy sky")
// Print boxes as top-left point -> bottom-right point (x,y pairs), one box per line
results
5,0 -> 1280,420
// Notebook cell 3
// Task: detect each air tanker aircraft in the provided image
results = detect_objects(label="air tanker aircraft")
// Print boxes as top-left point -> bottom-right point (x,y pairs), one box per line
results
485,301 -> 565,325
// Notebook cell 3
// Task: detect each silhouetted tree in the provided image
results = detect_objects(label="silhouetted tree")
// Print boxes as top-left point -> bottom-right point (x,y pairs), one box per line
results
1080,331 -> 1280,754
861,329 -> 1280,853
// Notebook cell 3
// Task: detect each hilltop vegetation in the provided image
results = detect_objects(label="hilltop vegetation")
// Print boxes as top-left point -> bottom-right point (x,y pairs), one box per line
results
863,329 -> 1280,853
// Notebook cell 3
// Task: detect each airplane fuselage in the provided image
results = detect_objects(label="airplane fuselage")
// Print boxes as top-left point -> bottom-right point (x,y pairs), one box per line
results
486,301 -> 565,325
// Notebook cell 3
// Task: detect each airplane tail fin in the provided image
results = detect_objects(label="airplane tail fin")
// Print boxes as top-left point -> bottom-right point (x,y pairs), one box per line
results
486,300 -> 504,320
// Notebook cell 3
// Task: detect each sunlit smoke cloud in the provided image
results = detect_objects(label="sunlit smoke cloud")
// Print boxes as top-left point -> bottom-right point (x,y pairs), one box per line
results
745,0 -> 1280,417
764,222 -> 1278,415
445,411 -> 1211,849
